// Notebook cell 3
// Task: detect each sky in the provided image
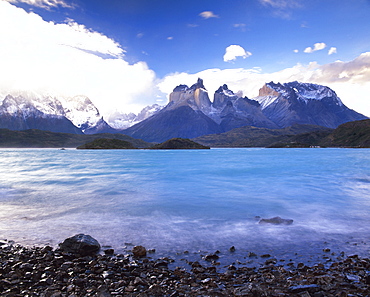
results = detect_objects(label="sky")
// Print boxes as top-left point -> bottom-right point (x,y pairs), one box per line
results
1,0 -> 370,119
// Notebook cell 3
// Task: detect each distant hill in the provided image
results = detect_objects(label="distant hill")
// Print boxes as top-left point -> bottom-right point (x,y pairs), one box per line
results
194,124 -> 333,147
193,120 -> 370,148
320,119 -> 370,148
1,120 -> 370,148
0,129 -> 151,148
151,138 -> 210,149
77,138 -> 136,149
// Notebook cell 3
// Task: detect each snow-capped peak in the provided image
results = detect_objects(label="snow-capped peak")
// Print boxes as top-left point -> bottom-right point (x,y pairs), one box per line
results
286,81 -> 343,105
0,91 -> 104,132
216,84 -> 238,98
255,81 -> 343,109
62,95 -> 101,130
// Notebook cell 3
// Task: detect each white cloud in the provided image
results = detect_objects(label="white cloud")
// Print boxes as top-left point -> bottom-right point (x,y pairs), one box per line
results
158,52 -> 370,117
199,11 -> 219,19
304,42 -> 327,53
0,1 -> 156,117
293,49 -> 299,53
328,47 -> 337,55
233,23 -> 247,31
5,0 -> 74,9
223,45 -> 252,62
259,0 -> 302,19
259,0 -> 301,8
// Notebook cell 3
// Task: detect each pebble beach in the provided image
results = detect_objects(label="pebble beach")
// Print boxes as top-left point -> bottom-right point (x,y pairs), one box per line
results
1,237 -> 369,297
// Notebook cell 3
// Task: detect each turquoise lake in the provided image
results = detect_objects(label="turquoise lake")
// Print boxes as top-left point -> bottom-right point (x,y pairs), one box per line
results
1,148 -> 369,266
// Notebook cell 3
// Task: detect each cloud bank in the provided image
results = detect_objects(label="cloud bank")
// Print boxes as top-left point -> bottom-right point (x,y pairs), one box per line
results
1,1 -> 369,121
0,1 -> 156,116
5,0 -> 74,9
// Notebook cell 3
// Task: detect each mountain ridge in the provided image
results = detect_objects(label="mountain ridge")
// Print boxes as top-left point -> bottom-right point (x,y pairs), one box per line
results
121,79 -> 367,142
0,79 -> 368,142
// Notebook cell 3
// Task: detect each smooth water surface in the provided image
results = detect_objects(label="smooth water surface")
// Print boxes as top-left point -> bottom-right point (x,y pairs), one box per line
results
1,148 -> 369,263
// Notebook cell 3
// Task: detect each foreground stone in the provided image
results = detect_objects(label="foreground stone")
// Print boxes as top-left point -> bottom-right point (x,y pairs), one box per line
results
0,239 -> 369,296
132,245 -> 146,258
59,234 -> 101,256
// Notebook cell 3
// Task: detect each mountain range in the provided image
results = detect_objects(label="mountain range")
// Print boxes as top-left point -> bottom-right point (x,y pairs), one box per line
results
122,79 -> 367,142
0,92 -> 160,135
0,79 -> 367,143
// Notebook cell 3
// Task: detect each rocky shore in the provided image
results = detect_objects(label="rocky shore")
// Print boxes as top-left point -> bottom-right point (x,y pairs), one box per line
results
0,236 -> 369,297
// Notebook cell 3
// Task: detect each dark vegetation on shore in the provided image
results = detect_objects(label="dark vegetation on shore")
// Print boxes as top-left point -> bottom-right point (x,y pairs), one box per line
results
77,138 -> 137,150
0,129 -> 151,148
0,237 -> 369,296
0,119 -> 370,149
77,137 -> 209,150
194,119 -> 370,148
150,138 -> 210,149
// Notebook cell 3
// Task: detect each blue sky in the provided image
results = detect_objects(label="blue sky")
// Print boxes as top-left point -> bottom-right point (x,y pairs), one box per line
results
1,0 -> 370,120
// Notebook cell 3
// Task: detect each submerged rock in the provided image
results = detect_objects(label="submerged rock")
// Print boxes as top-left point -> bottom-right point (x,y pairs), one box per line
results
258,216 -> 293,225
59,234 -> 101,256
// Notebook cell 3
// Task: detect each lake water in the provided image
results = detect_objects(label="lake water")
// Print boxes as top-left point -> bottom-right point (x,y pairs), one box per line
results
1,148 -> 369,267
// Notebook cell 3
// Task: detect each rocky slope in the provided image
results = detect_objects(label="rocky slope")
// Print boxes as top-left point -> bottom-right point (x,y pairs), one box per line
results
122,105 -> 222,143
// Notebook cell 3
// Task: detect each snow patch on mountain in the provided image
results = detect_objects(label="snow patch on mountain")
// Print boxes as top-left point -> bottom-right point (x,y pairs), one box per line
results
254,95 -> 279,110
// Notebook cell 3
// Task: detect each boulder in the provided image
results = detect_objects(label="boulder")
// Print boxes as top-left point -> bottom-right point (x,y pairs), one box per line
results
258,216 -> 293,225
59,234 -> 101,256
132,245 -> 147,258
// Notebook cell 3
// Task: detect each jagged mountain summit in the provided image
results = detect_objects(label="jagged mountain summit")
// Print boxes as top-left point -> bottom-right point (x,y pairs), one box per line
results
122,79 -> 367,142
255,81 -> 366,128
210,84 -> 279,131
122,79 -> 222,142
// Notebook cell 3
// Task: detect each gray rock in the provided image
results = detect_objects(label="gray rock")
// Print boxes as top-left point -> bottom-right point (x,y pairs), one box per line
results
258,216 -> 293,225
59,234 -> 100,256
